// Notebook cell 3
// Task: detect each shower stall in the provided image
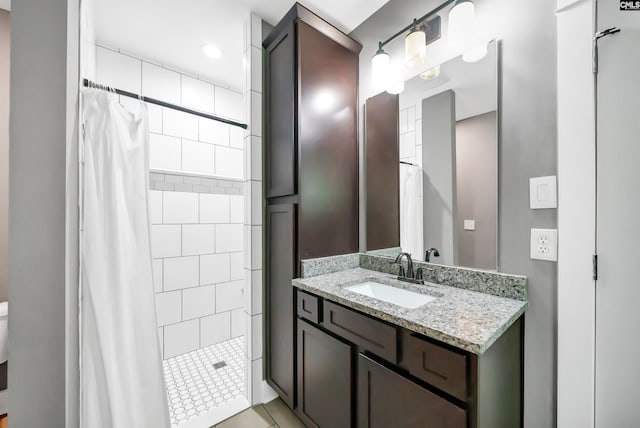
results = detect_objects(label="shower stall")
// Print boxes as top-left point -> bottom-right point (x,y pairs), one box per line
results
78,1 -> 268,426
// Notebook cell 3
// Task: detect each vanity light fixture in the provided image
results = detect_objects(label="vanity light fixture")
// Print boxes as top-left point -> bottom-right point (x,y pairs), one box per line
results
371,0 -> 457,90
405,20 -> 427,68
462,42 -> 488,63
386,80 -> 405,95
386,65 -> 406,94
448,0 -> 476,47
371,43 -> 391,88
420,65 -> 441,80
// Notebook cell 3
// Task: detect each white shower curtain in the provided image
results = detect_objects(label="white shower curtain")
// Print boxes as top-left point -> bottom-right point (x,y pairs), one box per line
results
81,90 -> 170,428
400,164 -> 423,260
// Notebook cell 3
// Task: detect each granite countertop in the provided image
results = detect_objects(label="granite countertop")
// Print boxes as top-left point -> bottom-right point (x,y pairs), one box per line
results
292,268 -> 527,354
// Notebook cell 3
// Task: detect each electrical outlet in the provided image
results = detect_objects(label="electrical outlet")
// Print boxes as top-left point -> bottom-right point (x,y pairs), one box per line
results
530,228 -> 558,261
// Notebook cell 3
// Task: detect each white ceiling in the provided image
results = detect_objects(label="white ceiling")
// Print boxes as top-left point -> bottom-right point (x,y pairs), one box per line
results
0,0 -> 10,11
93,0 -> 388,92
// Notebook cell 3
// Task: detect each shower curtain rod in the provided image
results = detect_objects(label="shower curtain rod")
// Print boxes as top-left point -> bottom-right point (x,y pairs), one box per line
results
82,78 -> 248,130
400,160 -> 419,167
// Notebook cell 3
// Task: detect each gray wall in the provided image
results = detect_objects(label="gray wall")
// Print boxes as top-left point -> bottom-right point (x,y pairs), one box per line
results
456,111 -> 497,270
10,0 -> 79,426
422,90 -> 457,265
0,10 -> 9,303
350,0 -> 558,426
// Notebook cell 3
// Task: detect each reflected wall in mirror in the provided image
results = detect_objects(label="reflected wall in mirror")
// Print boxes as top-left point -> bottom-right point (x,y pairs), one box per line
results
368,40 -> 498,271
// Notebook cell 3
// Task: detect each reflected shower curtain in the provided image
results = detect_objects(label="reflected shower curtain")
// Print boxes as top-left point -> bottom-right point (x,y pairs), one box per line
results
81,90 -> 170,428
400,164 -> 423,260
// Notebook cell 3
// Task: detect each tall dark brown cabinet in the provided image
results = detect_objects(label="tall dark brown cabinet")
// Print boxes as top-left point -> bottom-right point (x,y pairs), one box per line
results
263,3 -> 362,411
365,92 -> 400,251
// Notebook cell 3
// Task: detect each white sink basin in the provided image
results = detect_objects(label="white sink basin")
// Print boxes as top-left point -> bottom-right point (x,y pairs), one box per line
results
344,281 -> 436,309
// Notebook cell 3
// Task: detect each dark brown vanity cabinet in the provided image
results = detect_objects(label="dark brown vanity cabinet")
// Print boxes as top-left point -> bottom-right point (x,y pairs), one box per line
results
263,3 -> 362,412
297,319 -> 353,428
266,204 -> 297,406
295,291 -> 523,428
358,354 -> 466,428
365,92 -> 400,251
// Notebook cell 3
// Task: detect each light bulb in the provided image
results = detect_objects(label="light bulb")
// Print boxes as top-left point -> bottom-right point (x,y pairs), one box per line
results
448,0 -> 475,47
386,80 -> 405,95
386,66 -> 405,95
405,27 -> 427,69
462,43 -> 488,63
420,65 -> 441,80
371,48 -> 391,89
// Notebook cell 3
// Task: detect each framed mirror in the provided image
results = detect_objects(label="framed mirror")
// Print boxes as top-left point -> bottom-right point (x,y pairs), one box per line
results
366,40 -> 499,271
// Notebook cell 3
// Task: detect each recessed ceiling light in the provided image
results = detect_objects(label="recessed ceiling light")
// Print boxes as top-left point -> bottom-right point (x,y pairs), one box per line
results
202,44 -> 222,59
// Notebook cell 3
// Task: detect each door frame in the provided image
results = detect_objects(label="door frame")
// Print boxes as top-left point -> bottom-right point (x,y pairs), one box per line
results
556,0 -> 597,426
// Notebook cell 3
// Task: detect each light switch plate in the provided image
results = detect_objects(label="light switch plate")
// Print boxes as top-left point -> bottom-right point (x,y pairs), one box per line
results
529,176 -> 557,209
530,228 -> 558,261
464,220 -> 476,231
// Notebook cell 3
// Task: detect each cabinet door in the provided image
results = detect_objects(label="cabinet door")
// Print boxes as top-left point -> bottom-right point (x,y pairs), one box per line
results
264,21 -> 297,198
297,21 -> 359,259
365,92 -> 400,251
357,354 -> 466,428
266,204 -> 297,407
297,320 -> 352,428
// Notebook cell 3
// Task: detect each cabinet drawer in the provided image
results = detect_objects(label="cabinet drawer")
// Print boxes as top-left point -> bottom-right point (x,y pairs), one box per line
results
404,332 -> 468,401
297,291 -> 320,324
322,301 -> 397,363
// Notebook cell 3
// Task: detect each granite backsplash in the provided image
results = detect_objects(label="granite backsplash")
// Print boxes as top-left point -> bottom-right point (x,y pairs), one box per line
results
301,253 -> 527,301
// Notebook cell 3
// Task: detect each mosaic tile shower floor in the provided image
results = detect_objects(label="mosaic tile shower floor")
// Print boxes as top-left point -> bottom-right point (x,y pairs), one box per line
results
164,336 -> 245,427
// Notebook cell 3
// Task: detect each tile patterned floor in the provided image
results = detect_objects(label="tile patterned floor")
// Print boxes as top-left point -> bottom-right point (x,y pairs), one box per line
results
213,398 -> 306,428
164,337 -> 245,427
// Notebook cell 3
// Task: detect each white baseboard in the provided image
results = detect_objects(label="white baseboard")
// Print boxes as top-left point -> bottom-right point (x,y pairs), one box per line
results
261,381 -> 278,404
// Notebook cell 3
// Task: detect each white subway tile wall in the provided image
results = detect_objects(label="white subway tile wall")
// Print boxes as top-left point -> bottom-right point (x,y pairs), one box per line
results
96,47 -> 141,94
399,105 -> 422,167
181,139 -> 215,175
96,45 -> 244,179
200,312 -> 232,347
215,86 -> 244,121
181,75 -> 216,113
164,319 -> 200,359
94,42 -> 251,404
215,146 -> 244,179
149,134 -> 181,171
153,190 -> 245,359
243,13 -> 266,405
142,62 -> 181,105
200,193 -> 230,223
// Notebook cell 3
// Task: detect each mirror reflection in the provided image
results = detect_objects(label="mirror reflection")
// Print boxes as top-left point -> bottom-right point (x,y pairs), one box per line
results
397,41 -> 498,270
